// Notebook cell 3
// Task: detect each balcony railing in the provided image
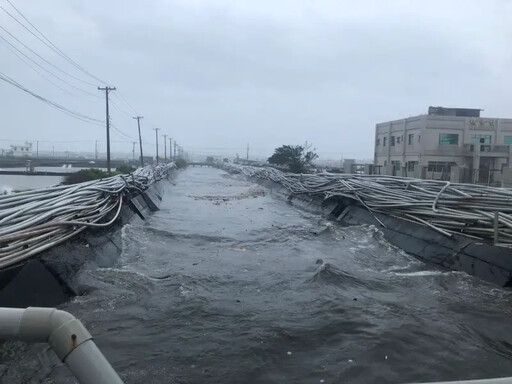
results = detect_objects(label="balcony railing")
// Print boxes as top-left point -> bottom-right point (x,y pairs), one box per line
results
464,144 -> 511,154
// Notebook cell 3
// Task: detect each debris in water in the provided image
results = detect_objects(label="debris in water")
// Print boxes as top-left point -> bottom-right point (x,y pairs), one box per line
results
287,351 -> 292,355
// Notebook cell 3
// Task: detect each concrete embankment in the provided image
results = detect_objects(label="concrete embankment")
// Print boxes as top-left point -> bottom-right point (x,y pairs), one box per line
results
0,166 -> 174,308
231,167 -> 512,287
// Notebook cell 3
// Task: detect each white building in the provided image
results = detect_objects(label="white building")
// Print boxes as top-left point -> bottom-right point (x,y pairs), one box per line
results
374,107 -> 512,184
8,141 -> 33,157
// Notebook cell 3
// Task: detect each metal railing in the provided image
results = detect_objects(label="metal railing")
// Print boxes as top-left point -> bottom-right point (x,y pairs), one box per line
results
0,307 -> 124,384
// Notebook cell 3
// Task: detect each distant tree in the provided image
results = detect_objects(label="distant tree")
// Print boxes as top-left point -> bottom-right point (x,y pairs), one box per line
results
267,145 -> 318,173
206,156 -> 214,164
63,169 -> 109,185
175,158 -> 188,169
116,164 -> 135,174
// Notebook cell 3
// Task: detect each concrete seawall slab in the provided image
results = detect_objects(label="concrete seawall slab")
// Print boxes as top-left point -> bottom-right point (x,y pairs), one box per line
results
253,176 -> 512,287
0,178 -> 171,308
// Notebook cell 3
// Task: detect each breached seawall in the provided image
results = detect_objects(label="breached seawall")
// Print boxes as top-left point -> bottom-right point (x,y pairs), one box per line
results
227,165 -> 512,287
0,165 -> 174,307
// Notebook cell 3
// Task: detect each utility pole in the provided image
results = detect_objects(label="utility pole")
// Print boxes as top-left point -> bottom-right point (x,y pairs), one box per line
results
133,116 -> 144,166
169,137 -> 172,163
246,143 -> 249,160
98,86 -> 116,174
52,146 -> 55,157
36,141 -> 39,157
132,142 -> 136,161
174,141 -> 177,160
163,134 -> 167,162
153,128 -> 160,164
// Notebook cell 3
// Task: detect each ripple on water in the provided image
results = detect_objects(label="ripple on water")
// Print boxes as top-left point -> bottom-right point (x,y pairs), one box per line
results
3,167 -> 512,383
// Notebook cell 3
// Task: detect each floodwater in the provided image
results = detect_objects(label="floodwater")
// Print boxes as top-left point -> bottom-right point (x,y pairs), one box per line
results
2,167 -> 512,383
0,166 -> 105,192
0,167 -> 71,192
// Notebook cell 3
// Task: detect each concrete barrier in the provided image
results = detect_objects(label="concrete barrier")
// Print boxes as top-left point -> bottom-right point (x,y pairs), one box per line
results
0,180 -> 168,308
254,177 -> 512,287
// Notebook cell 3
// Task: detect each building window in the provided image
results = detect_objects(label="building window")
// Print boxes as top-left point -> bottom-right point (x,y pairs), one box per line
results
384,160 -> 387,166
376,138 -> 381,146
391,161 -> 401,170
505,136 -> 512,145
408,134 -> 414,145
439,134 -> 459,145
418,135 -> 421,143
407,161 -> 418,172
391,136 -> 396,146
397,136 -> 402,144
427,161 -> 456,172
383,137 -> 387,146
471,134 -> 491,144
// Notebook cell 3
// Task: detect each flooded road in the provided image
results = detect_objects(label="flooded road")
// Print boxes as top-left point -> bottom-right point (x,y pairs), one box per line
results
2,167 -> 512,383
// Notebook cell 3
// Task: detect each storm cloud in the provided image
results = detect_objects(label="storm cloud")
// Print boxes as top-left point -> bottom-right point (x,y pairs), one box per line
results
1,0 -> 510,160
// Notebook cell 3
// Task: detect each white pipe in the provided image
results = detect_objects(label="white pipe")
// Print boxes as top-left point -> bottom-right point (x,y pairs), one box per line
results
66,340 -> 123,384
0,307 -> 124,384
0,307 -> 23,338
409,379 -> 512,384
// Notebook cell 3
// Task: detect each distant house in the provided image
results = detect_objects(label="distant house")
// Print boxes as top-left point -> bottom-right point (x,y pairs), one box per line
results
8,141 -> 33,157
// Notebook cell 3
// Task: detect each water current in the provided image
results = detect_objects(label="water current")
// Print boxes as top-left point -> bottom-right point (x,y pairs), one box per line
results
2,167 -> 512,383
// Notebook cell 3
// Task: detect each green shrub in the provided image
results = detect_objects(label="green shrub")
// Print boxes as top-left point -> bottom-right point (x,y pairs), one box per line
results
116,164 -> 135,174
63,169 -> 110,185
175,158 -> 188,169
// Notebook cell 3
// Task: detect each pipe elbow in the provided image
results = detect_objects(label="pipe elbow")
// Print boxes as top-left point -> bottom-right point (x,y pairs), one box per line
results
19,307 -> 92,362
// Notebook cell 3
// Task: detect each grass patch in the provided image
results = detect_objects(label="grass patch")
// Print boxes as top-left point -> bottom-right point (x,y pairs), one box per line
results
63,165 -> 136,185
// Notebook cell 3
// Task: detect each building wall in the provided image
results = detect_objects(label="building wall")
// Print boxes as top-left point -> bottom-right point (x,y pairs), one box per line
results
374,114 -> 512,182
10,143 -> 32,157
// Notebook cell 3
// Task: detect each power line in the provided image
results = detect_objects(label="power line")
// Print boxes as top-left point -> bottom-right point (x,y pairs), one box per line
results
3,0 -> 107,85
0,24 -> 99,88
3,0 -> 144,129
109,98 -> 133,117
111,123 -> 136,141
114,91 -> 139,115
0,38 -> 98,101
0,71 -> 104,125
0,33 -> 100,99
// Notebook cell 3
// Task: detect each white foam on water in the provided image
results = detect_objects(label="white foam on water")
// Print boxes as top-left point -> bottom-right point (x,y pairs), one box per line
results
392,270 -> 446,277
0,185 -> 13,195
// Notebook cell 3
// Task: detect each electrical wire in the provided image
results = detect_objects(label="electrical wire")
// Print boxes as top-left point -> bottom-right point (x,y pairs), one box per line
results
0,71 -> 104,126
0,38 -> 99,101
4,0 -> 108,85
0,34 -> 100,99
110,122 -> 137,141
0,24 -> 100,90
110,98 -> 134,117
113,91 -> 139,115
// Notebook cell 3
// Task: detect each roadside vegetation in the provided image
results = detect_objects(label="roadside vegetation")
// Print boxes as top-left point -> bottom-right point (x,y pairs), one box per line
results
267,144 -> 318,173
175,158 -> 188,169
63,165 -> 136,185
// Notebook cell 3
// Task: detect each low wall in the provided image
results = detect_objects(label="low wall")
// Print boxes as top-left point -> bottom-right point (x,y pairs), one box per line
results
0,179 -> 169,308
254,177 -> 512,287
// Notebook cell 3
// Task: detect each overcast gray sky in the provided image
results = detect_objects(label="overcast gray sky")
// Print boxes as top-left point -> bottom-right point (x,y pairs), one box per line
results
0,0 -> 511,160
